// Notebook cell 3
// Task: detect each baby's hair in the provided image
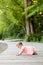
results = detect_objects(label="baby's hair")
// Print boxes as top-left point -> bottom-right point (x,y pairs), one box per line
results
17,42 -> 23,45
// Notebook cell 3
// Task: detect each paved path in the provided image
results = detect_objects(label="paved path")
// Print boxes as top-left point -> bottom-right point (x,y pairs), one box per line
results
0,40 -> 43,65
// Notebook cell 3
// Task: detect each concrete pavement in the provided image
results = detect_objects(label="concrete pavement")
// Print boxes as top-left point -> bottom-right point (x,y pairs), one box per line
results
0,40 -> 43,65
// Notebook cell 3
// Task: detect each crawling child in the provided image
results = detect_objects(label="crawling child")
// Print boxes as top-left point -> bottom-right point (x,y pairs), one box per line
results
16,42 -> 37,56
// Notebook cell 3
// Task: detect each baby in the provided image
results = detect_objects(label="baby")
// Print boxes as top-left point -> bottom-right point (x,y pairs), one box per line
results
16,42 -> 37,56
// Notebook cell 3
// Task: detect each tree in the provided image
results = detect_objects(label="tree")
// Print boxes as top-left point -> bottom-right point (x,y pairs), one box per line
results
23,0 -> 43,34
24,0 -> 30,35
0,0 -> 43,40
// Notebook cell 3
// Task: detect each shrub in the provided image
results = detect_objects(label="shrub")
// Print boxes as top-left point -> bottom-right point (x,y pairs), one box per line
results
24,33 -> 42,42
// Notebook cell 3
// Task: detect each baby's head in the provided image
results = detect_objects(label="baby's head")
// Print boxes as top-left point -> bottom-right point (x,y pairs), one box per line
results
16,42 -> 23,49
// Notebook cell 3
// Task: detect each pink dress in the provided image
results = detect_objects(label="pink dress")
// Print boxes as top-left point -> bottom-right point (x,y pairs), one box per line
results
19,45 -> 35,55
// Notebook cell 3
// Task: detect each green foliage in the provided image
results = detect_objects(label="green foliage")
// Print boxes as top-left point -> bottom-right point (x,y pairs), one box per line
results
23,0 -> 43,17
0,0 -> 25,39
32,13 -> 43,33
41,36 -> 43,43
0,0 -> 43,42
25,34 -> 42,42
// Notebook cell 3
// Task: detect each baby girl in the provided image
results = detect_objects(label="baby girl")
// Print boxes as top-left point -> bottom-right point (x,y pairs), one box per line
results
16,42 -> 37,56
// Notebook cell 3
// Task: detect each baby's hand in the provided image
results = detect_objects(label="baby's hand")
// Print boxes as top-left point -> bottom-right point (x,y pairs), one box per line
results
16,54 -> 19,56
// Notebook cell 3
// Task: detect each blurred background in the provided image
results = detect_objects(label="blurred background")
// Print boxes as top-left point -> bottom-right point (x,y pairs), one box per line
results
0,0 -> 43,42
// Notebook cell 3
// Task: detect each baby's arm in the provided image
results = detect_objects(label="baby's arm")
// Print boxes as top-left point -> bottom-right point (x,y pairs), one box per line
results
16,46 -> 24,56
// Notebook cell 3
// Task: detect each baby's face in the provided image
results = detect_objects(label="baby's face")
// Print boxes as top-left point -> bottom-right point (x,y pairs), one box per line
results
16,44 -> 22,49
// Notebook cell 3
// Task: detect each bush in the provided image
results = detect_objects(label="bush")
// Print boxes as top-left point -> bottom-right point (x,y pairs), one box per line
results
24,33 -> 42,42
40,36 -> 43,43
0,34 -> 2,39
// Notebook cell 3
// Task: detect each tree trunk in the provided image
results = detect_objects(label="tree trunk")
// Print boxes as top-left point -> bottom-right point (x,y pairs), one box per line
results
30,20 -> 34,34
24,0 -> 30,35
29,0 -> 34,34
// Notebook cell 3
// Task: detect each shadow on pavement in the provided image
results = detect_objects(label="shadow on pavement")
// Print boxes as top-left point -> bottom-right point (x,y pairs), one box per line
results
0,42 -> 8,53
